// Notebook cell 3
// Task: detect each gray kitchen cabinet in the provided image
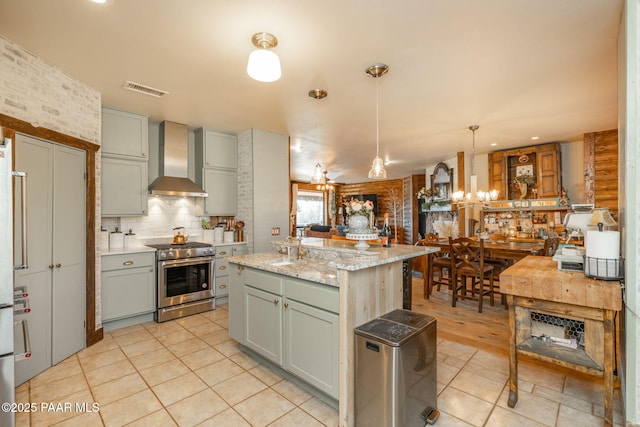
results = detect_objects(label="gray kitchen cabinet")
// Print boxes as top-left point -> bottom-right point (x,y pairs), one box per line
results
101,107 -> 149,216
101,156 -> 148,216
231,266 -> 339,399
195,128 -> 238,216
13,134 -> 86,385
195,128 -> 237,170
214,244 -> 247,300
101,252 -> 155,325
201,168 -> 237,216
101,107 -> 149,158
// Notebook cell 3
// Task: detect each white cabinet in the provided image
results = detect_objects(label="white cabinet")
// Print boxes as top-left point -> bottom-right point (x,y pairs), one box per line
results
231,266 -> 339,398
101,157 -> 148,216
195,128 -> 238,216
214,244 -> 246,299
101,107 -> 149,216
101,252 -> 155,323
14,134 -> 86,385
102,107 -> 149,158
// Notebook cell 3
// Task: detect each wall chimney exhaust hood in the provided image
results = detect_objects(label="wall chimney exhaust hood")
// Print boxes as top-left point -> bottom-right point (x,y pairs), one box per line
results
148,121 -> 208,197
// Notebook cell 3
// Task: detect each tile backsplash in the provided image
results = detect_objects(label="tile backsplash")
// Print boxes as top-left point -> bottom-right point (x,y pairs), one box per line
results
101,195 -> 209,243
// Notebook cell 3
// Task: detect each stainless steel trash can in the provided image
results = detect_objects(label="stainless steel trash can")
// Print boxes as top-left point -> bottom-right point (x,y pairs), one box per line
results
355,309 -> 439,427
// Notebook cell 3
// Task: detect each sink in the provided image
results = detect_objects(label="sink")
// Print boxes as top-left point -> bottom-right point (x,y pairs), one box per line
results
268,260 -> 296,266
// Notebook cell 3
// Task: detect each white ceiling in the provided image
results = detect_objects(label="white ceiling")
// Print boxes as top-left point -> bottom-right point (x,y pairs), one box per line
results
0,0 -> 623,183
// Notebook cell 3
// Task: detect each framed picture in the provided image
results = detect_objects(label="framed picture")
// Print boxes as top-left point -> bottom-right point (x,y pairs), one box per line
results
516,164 -> 533,177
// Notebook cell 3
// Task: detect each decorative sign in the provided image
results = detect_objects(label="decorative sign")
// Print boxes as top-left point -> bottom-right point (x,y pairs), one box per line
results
516,164 -> 533,177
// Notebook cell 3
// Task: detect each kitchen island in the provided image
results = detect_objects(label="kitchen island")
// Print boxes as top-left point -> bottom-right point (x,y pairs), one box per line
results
227,238 -> 437,427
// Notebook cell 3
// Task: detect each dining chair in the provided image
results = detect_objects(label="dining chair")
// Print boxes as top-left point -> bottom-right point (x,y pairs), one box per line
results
484,233 -> 510,309
449,237 -> 495,313
415,233 -> 454,299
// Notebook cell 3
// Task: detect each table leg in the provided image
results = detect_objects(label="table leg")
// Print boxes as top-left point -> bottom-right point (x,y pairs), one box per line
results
603,309 -> 614,427
424,253 -> 432,299
507,295 -> 518,408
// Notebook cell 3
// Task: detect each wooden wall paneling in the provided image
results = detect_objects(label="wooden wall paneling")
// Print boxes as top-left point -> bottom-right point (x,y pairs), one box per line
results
403,174 -> 426,245
584,129 -> 619,220
337,179 -> 405,242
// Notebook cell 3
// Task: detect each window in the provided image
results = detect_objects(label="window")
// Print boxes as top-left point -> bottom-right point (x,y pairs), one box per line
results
296,190 -> 325,226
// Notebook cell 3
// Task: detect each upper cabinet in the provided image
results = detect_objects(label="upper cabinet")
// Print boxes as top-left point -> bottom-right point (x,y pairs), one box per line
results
195,128 -> 238,170
101,107 -> 149,159
101,107 -> 149,216
194,128 -> 238,216
488,142 -> 561,200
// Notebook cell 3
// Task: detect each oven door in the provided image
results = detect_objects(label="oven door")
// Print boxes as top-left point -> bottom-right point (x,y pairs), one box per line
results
158,256 -> 215,308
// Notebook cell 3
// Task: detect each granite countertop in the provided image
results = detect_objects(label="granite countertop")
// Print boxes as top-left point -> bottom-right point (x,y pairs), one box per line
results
228,239 -> 437,287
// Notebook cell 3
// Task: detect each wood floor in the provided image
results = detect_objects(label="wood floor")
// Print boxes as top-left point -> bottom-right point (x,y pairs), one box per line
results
409,274 -> 511,356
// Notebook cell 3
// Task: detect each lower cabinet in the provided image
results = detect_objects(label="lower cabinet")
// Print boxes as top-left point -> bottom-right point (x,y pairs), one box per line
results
215,244 -> 247,299
233,266 -> 339,399
101,252 -> 155,325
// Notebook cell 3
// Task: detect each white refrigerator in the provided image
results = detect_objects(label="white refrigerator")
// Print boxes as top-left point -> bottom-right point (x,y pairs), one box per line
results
0,131 -> 29,427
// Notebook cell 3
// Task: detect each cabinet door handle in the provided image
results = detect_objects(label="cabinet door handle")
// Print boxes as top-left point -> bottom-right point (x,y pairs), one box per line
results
143,152 -> 147,157
55,263 -> 61,268
284,302 -> 288,308
219,251 -> 227,256
218,265 -> 226,270
219,284 -> 227,289
273,299 -> 279,305
123,261 -> 134,266
49,264 -> 54,269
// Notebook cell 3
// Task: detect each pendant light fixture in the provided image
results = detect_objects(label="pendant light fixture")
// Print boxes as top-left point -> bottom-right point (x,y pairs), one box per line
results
367,63 -> 389,179
246,32 -> 281,82
310,162 -> 325,184
451,125 -> 499,206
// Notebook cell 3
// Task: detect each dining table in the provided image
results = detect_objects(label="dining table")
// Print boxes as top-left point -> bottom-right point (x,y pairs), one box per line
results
422,237 -> 545,299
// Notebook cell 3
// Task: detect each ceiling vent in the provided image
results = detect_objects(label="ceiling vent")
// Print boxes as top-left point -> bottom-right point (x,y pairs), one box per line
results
123,80 -> 169,98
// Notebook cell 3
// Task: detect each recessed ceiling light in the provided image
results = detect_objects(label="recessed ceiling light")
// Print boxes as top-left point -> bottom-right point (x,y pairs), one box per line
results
531,136 -> 539,140
90,0 -> 107,3
490,143 -> 497,146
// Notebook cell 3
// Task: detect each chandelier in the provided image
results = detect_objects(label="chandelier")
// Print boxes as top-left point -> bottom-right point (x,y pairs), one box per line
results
451,125 -> 499,206
310,161 -> 325,184
316,171 -> 335,191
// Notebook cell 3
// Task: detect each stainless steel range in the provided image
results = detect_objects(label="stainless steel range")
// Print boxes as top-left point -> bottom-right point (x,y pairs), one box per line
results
147,242 -> 215,322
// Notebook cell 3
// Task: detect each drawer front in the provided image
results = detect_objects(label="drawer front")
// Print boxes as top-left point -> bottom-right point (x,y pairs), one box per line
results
285,278 -> 339,314
102,252 -> 155,271
216,245 -> 233,257
245,268 -> 283,296
215,277 -> 229,297
216,258 -> 230,277
232,245 -> 247,256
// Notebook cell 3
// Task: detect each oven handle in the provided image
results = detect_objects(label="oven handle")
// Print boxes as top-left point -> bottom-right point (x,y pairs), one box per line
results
159,256 -> 215,269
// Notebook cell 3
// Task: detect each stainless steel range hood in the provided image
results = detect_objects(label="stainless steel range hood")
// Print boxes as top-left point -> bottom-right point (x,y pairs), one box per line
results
149,121 -> 207,197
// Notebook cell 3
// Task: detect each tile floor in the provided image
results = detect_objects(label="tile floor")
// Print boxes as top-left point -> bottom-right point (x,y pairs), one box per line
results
14,304 -> 623,427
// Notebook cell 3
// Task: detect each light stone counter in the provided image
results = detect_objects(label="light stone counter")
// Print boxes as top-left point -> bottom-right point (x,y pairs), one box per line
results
227,238 -> 437,287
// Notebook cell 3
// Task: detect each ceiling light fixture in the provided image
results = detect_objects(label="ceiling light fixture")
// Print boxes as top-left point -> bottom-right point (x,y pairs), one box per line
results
317,171 -> 335,191
308,89 -> 328,100
366,63 -> 389,179
310,162 -> 325,184
247,32 -> 281,83
452,125 -> 499,206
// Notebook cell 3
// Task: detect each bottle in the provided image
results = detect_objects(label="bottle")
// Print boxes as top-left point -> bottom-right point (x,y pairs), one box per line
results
382,213 -> 391,247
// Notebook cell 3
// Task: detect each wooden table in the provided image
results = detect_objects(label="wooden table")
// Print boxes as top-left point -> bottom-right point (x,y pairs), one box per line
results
500,256 -> 622,427
422,238 -> 544,298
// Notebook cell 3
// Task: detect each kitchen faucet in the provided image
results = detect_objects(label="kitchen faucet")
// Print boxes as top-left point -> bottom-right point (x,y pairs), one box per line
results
285,236 -> 305,260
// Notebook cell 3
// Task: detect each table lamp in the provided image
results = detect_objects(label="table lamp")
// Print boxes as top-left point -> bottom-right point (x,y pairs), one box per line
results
590,208 -> 617,231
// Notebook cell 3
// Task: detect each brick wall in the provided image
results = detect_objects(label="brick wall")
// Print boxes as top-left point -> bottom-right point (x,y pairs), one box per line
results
0,35 -> 103,328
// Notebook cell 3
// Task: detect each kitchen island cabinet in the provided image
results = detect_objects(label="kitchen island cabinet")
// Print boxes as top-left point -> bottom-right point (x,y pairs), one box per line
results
228,239 -> 437,426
